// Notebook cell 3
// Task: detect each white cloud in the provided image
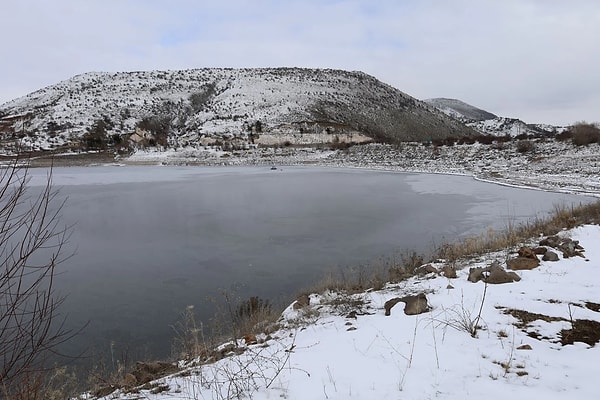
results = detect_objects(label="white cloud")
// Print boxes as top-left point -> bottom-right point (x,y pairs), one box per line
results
1,0 -> 598,125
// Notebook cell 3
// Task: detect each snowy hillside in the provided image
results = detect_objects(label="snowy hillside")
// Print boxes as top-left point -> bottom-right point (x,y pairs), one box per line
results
0,68 -> 474,151
424,97 -> 497,121
468,117 -> 566,137
425,98 -> 565,137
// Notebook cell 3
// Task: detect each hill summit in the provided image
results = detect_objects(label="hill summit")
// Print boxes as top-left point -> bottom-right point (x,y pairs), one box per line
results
423,98 -> 498,122
0,68 -> 475,151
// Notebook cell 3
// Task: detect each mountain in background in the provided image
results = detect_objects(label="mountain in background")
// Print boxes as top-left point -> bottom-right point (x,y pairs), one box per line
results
424,97 -> 565,137
423,98 -> 497,122
0,68 -> 476,152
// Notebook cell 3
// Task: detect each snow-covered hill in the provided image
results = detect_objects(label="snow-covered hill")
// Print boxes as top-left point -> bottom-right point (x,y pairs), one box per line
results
0,68 -> 474,151
425,98 -> 566,137
424,97 -> 497,121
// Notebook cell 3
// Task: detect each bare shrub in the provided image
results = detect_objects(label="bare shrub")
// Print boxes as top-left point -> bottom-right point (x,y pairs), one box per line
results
217,293 -> 280,343
171,305 -> 208,361
235,296 -> 274,336
0,155 -> 75,398
436,283 -> 488,338
435,200 -> 600,265
189,83 -> 216,112
136,116 -> 171,147
516,139 -> 535,153
181,334 -> 300,400
571,122 -> 600,146
475,135 -> 495,145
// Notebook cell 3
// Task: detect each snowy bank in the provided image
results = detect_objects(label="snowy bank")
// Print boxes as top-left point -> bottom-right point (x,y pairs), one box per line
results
91,224 -> 600,400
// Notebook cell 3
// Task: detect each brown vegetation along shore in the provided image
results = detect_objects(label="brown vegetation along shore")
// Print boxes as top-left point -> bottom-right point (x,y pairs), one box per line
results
0,150 -> 120,168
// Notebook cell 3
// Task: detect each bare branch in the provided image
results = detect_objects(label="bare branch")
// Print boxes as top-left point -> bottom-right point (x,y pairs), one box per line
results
0,154 -> 76,397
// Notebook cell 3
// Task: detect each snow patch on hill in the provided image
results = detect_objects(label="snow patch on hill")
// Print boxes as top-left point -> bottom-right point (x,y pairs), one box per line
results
424,97 -> 497,121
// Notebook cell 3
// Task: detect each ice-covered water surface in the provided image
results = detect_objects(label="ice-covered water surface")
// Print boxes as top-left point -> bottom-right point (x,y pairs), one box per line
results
30,166 -> 592,362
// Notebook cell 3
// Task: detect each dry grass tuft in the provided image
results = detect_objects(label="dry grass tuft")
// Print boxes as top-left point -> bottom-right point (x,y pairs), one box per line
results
435,200 -> 600,266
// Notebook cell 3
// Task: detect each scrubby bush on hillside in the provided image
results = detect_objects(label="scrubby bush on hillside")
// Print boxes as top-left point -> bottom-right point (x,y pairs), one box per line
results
457,136 -> 476,145
555,129 -> 573,142
189,83 -> 217,112
514,133 -> 533,141
431,136 -> 457,147
571,122 -> 600,146
136,116 -> 171,147
82,117 -> 111,150
475,134 -> 495,145
516,139 -> 535,153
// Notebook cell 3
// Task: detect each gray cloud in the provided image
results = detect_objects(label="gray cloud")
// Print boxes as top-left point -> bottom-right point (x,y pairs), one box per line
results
1,0 -> 598,125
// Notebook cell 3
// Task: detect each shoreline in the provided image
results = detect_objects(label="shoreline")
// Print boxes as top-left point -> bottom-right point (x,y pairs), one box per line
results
16,141 -> 600,198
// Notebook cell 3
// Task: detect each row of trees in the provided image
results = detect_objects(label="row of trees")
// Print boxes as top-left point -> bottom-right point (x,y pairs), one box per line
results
423,122 -> 600,149
80,115 -> 266,151
77,113 -> 598,153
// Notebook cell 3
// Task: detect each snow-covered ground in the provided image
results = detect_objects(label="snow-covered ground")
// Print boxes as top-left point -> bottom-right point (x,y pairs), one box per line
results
90,224 -> 600,400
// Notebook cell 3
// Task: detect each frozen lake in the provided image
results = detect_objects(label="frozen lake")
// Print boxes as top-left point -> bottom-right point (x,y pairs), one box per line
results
26,165 -> 593,363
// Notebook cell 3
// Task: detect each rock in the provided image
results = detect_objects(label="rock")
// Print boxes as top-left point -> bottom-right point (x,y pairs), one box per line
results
293,294 -> 310,309
558,238 -> 585,258
517,344 -> 532,350
518,246 -> 539,260
539,236 -> 585,258
468,262 -> 520,284
346,326 -> 357,331
484,264 -> 521,284
446,284 -> 454,289
401,293 -> 430,315
414,264 -> 438,276
384,293 -> 430,316
542,251 -> 560,261
540,235 -> 560,248
507,257 -> 540,270
441,265 -> 457,278
384,298 -> 403,316
468,267 -> 485,283
533,246 -> 548,255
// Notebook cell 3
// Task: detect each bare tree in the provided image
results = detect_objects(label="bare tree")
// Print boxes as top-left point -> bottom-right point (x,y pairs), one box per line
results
0,154 -> 73,397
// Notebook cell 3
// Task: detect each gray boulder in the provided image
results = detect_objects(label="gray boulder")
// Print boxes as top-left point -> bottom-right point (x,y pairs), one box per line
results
542,251 -> 560,262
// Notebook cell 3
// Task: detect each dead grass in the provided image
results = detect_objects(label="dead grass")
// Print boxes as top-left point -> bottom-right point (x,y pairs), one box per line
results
435,200 -> 600,265
298,250 -> 425,299
293,200 -> 600,319
560,320 -> 600,347
2,367 -> 80,400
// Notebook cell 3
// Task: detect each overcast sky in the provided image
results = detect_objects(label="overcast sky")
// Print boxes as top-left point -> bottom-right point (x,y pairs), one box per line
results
1,0 -> 598,125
